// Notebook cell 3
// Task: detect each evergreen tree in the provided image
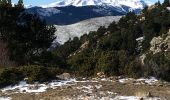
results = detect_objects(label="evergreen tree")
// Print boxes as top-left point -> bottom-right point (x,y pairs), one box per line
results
8,13 -> 56,64
162,0 -> 170,7
16,0 -> 23,7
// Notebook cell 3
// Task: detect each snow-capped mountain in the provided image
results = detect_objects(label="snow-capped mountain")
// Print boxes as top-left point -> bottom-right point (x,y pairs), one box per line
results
41,0 -> 153,9
26,0 -> 153,25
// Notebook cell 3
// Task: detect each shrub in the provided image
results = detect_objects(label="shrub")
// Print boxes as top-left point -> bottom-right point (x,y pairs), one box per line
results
125,59 -> 142,78
20,65 -> 56,83
144,53 -> 170,81
97,51 -> 119,76
0,68 -> 24,87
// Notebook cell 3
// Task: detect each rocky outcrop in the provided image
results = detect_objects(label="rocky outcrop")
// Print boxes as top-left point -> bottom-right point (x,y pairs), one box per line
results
150,29 -> 170,54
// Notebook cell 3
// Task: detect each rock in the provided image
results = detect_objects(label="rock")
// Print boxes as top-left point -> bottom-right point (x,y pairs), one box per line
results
150,29 -> 170,54
139,97 -> 144,100
96,72 -> 106,78
56,73 -> 71,80
86,93 -> 92,97
84,97 -> 89,100
67,86 -> 72,89
24,77 -> 28,81
147,92 -> 152,97
22,90 -> 26,92
93,86 -> 98,93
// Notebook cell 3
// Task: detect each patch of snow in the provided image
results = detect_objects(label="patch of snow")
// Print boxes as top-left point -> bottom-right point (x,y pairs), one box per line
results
118,77 -> 158,85
136,36 -> 144,51
113,96 -> 162,100
167,7 -> 170,11
95,85 -> 102,89
118,78 -> 129,83
0,97 -> 12,100
113,96 -> 141,100
136,36 -> 144,41
137,77 -> 158,85
2,79 -> 76,93
100,78 -> 113,82
63,95 -> 161,100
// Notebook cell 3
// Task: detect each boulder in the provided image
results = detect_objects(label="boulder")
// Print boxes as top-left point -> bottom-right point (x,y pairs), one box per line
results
96,72 -> 106,78
56,73 -> 71,80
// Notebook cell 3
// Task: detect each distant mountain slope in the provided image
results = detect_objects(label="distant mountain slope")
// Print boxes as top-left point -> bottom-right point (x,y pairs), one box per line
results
26,5 -> 126,25
26,0 -> 153,25
54,16 -> 121,44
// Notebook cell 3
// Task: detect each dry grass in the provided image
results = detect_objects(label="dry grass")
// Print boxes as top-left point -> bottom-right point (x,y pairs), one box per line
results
4,80 -> 170,100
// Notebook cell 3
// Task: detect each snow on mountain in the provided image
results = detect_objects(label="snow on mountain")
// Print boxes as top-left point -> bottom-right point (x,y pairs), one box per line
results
41,0 -> 153,9
54,16 -> 121,44
27,0 -> 154,25
36,8 -> 61,17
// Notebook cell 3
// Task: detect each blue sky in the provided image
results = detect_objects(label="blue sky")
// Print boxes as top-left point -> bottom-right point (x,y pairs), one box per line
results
12,0 -> 164,6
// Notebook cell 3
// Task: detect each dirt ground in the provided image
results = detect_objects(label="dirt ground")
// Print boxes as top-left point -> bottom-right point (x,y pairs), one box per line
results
2,78 -> 170,100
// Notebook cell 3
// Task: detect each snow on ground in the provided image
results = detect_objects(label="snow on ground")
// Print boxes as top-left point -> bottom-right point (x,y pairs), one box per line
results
2,79 -> 76,93
64,95 -> 161,100
136,77 -> 158,85
1,77 -> 159,94
113,96 -> 161,100
0,77 -> 165,100
118,77 -> 158,85
118,77 -> 129,83
113,96 -> 141,100
0,97 -> 12,100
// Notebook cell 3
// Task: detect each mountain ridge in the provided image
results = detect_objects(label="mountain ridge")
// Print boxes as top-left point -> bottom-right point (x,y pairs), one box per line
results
40,0 -> 153,9
25,0 -> 153,25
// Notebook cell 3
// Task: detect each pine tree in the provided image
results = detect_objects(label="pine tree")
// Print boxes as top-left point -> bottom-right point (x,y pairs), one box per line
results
2,0 -> 7,4
162,0 -> 170,7
16,0 -> 23,7
7,13 -> 56,64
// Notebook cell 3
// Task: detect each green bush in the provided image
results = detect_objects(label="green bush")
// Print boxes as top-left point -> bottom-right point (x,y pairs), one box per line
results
20,65 -> 57,83
144,53 -> 170,81
0,68 -> 24,87
97,51 -> 119,76
125,59 -> 142,78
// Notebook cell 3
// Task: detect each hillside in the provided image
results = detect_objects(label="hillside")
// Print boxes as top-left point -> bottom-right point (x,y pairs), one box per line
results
1,0 -> 170,100
54,16 -> 121,44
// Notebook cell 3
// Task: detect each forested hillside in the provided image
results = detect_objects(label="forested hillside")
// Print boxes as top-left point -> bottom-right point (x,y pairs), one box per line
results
52,0 -> 170,80
0,0 -> 170,88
